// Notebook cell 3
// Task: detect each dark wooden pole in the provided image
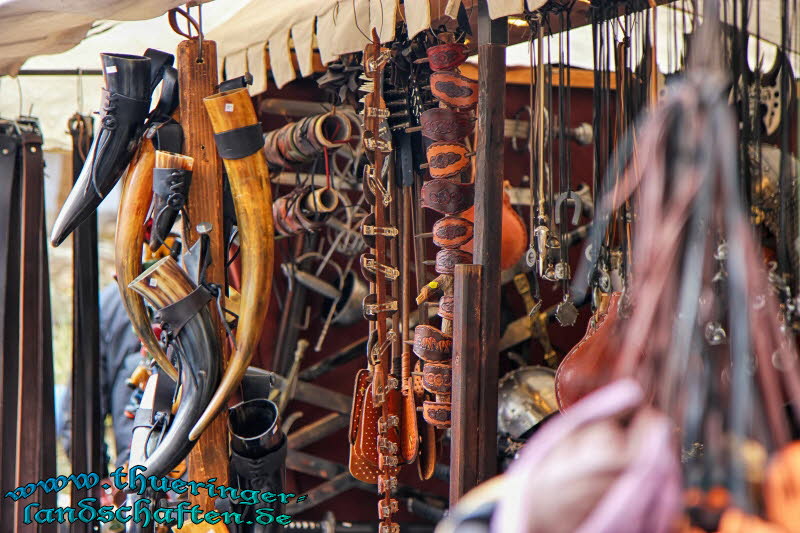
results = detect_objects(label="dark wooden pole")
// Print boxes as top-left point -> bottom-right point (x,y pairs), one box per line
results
473,0 -> 507,483
450,264 -> 482,503
177,39 -> 230,510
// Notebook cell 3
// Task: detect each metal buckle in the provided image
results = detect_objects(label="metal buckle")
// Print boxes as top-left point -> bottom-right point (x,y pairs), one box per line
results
364,165 -> 391,206
378,415 -> 399,434
366,107 -> 391,118
379,523 -> 400,533
362,294 -> 399,320
378,475 -> 398,494
365,50 -> 391,74
377,437 -> 398,455
378,499 -> 399,519
361,254 -> 400,281
363,224 -> 399,237
364,134 -> 393,153
379,453 -> 399,469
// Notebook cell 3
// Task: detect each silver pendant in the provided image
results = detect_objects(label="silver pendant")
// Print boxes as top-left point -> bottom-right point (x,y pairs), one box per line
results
555,297 -> 579,326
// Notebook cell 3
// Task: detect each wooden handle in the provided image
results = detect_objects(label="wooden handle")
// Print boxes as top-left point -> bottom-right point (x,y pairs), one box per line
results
114,139 -> 178,379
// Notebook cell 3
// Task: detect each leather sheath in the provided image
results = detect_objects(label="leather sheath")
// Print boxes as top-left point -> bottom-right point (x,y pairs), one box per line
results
430,71 -> 479,110
427,43 -> 469,71
421,178 -> 475,215
420,108 -> 475,142
554,292 -> 622,410
413,325 -> 453,362
426,142 -> 471,179
349,370 -> 379,482
356,382 -> 380,467
432,216 -> 474,249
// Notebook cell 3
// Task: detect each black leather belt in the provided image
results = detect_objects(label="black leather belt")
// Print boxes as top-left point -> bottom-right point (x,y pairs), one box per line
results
0,122 -> 21,527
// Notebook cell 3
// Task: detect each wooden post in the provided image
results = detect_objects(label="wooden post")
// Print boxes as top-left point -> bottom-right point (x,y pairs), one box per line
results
450,264 -> 482,503
473,0 -> 507,483
176,39 -> 229,511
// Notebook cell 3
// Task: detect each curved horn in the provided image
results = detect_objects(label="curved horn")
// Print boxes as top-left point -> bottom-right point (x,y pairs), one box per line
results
114,139 -> 178,380
149,150 -> 194,251
128,256 -> 221,475
189,88 -> 274,441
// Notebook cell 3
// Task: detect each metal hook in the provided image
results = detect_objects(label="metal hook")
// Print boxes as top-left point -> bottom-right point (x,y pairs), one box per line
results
554,190 -> 582,225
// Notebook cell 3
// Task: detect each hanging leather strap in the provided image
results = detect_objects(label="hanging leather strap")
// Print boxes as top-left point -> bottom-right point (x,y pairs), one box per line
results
15,123 -> 57,532
0,129 -> 19,349
0,124 -> 21,528
68,113 -> 105,531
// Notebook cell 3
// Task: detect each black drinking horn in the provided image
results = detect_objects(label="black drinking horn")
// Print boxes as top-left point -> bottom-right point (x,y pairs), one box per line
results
126,256 -> 221,479
51,49 -> 175,246
228,398 -> 288,533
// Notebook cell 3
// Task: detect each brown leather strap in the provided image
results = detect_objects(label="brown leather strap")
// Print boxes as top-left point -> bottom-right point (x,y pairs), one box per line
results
15,126 -> 58,530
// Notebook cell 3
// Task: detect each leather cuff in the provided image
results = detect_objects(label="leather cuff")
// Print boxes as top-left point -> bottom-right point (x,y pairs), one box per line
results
432,215 -> 474,249
413,325 -> 452,362
420,108 -> 475,142
426,142 -> 471,179
421,178 -> 475,215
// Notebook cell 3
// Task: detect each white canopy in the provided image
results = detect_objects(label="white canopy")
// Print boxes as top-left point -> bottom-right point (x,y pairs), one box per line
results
0,0 -> 250,150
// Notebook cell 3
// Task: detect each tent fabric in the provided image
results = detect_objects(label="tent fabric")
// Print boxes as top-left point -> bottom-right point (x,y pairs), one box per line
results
210,0 -> 552,91
0,0 -> 193,76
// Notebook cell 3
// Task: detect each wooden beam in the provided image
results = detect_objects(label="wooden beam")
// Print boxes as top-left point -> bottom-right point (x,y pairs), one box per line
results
450,264 -> 482,503
472,0 -> 505,484
177,39 -> 230,514
460,64 -> 616,89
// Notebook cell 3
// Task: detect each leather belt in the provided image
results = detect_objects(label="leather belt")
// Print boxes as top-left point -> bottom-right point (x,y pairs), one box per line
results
0,124 -> 21,526
68,113 -> 107,523
15,121 -> 58,527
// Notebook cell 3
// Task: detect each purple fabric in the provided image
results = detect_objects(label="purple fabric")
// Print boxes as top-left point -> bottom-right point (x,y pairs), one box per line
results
491,379 -> 681,533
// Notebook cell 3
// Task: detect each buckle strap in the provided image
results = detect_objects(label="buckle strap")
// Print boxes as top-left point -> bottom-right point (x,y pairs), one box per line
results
361,254 -> 400,280
154,284 -> 213,339
362,224 -> 398,237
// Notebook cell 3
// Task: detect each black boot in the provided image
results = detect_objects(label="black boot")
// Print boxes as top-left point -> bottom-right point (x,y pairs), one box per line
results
50,51 -> 170,246
228,399 -> 287,533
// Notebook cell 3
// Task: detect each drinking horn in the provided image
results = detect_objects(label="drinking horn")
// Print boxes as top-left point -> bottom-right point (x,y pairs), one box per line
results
114,137 -> 178,379
149,150 -> 194,251
190,88 -> 274,441
51,49 -> 176,246
127,255 -> 221,477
